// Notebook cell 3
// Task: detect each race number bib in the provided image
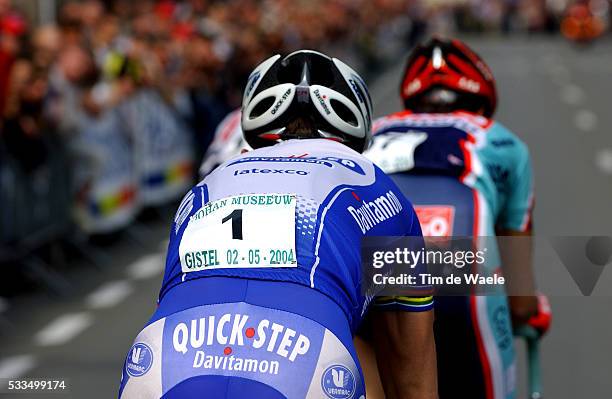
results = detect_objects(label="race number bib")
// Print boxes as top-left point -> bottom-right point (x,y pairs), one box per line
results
366,131 -> 428,174
179,194 -> 297,271
414,205 -> 455,237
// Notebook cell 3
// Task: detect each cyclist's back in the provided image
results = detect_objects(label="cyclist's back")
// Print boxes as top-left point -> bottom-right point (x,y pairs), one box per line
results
120,139 -> 419,398
363,38 -> 535,399
119,50 -> 436,399
369,110 -> 522,399
371,110 -> 532,232
163,138 -> 422,331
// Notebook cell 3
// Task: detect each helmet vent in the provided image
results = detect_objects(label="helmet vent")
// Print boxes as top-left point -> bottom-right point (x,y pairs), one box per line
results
331,99 -> 358,127
432,47 -> 444,69
349,79 -> 371,121
249,96 -> 275,118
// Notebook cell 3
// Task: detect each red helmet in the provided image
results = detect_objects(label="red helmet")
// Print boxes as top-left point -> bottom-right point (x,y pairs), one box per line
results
400,38 -> 497,118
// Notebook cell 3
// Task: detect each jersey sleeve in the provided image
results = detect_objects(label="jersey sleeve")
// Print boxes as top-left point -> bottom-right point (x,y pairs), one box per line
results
371,167 -> 434,312
497,138 -> 534,232
158,183 -> 208,300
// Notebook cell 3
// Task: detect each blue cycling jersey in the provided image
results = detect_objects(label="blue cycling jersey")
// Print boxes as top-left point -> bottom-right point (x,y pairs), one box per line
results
160,139 -> 429,333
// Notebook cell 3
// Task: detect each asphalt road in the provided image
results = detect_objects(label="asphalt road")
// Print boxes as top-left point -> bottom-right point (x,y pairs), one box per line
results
1,36 -> 611,398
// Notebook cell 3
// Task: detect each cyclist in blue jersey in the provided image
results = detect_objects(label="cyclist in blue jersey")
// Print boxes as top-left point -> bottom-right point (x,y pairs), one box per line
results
118,50 -> 437,399
361,38 -> 550,399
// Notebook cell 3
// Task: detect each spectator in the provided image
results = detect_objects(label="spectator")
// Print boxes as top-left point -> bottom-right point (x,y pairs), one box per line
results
3,59 -> 49,173
0,0 -> 26,118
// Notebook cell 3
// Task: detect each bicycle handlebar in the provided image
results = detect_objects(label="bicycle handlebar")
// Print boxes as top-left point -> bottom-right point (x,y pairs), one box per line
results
515,325 -> 543,399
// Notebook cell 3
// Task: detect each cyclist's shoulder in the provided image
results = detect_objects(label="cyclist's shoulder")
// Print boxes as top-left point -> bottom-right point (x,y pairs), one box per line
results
480,120 -> 530,161
486,120 -> 526,146
372,110 -> 414,133
373,110 -> 493,134
200,109 -> 245,177
214,108 -> 243,139
200,139 -> 387,199
219,139 -> 375,170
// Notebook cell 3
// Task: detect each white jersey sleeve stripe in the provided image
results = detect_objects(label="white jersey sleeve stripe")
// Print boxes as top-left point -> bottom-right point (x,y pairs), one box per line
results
310,187 -> 352,288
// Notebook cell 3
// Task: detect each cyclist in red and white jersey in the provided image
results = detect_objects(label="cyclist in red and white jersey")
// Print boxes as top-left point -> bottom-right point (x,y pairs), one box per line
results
199,108 -> 249,178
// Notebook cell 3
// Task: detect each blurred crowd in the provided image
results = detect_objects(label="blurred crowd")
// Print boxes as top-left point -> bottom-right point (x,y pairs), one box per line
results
0,0 -> 610,293
416,0 -> 611,35
0,0 -> 418,259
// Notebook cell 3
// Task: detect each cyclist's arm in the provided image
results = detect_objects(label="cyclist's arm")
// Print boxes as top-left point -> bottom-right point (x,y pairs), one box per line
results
360,170 -> 437,397
354,334 -> 385,399
371,200 -> 437,399
497,227 -> 538,325
372,309 -> 437,399
496,139 -> 537,325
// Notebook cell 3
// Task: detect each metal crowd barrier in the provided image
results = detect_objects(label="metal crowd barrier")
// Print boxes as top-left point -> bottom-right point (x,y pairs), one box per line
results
1,134 -> 74,295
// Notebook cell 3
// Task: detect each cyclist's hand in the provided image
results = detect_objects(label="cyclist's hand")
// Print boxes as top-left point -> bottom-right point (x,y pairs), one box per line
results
525,293 -> 552,337
509,295 -> 538,327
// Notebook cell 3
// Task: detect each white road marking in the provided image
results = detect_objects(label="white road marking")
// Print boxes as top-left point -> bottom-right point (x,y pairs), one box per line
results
595,149 -> 612,175
549,64 -> 571,85
0,355 -> 37,378
86,281 -> 133,309
127,254 -> 165,280
574,110 -> 598,131
35,312 -> 93,347
561,84 -> 585,105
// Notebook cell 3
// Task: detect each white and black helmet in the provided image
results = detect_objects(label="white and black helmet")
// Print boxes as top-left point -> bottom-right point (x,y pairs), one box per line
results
241,50 -> 374,153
